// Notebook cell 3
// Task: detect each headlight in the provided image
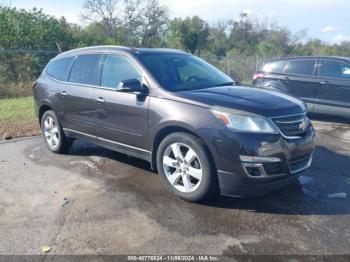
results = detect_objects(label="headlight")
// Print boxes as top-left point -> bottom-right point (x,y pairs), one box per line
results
210,106 -> 277,134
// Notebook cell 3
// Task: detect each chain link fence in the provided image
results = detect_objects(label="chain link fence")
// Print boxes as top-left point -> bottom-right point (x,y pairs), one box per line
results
0,49 -> 262,99
201,55 -> 261,85
0,49 -> 58,99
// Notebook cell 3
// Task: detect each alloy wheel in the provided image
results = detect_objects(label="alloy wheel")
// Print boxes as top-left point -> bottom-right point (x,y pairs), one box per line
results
43,116 -> 60,150
163,143 -> 203,193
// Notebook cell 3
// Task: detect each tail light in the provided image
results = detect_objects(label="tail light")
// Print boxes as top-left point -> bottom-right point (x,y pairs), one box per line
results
253,72 -> 266,81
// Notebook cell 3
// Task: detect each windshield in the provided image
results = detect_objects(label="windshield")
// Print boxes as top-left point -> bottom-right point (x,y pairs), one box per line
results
138,53 -> 234,92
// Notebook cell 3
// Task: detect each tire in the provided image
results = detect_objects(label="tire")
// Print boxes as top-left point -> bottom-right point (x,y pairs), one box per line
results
156,132 -> 218,202
41,110 -> 71,154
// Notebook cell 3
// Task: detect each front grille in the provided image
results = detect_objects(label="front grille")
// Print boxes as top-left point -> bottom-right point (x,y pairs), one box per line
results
272,114 -> 309,137
288,153 -> 312,173
263,162 -> 283,176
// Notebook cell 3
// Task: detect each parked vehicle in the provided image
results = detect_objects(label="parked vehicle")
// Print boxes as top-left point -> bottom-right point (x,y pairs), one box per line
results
253,56 -> 350,119
33,46 -> 315,202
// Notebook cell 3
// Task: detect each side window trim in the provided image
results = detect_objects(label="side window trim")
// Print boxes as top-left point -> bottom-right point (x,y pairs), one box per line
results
66,55 -> 77,82
99,55 -> 108,88
315,59 -> 321,77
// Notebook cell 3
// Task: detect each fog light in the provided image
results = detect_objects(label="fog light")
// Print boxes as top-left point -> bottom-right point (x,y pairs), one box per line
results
245,166 -> 262,177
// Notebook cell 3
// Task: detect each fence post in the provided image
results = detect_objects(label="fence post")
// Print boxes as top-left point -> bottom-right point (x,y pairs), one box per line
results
255,54 -> 259,71
227,56 -> 230,77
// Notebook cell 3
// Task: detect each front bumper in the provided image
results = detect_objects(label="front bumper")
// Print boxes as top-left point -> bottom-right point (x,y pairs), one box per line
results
217,169 -> 304,197
196,121 -> 315,197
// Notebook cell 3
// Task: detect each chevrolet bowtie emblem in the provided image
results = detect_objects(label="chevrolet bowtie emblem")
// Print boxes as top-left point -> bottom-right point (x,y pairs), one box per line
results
299,120 -> 307,131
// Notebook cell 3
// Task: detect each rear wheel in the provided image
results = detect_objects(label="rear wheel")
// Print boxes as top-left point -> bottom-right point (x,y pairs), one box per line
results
41,110 -> 71,154
156,132 -> 217,202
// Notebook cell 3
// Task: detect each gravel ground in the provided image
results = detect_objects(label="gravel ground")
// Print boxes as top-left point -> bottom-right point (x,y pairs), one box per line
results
0,120 -> 349,256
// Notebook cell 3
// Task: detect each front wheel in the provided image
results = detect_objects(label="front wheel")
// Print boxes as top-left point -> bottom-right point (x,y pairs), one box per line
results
156,132 -> 217,202
41,110 -> 71,154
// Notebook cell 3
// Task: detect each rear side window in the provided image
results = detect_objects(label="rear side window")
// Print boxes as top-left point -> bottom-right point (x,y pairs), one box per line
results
320,60 -> 350,79
69,54 -> 104,86
101,55 -> 141,89
46,57 -> 74,81
261,61 -> 287,73
283,60 -> 316,76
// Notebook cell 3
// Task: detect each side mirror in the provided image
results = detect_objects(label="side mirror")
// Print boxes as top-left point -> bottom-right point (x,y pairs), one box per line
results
117,78 -> 148,94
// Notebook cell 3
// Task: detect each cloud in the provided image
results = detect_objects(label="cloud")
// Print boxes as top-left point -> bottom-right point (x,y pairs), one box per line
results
332,34 -> 350,43
267,11 -> 277,17
322,26 -> 337,33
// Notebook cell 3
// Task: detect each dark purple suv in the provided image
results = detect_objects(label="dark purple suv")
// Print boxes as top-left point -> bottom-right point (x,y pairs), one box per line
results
33,46 -> 315,202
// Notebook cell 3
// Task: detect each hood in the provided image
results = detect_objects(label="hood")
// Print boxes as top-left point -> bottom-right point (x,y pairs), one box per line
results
173,86 -> 306,117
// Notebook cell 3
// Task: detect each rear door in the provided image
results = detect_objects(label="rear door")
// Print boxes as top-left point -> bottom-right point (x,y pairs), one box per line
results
315,59 -> 350,117
45,56 -> 75,123
61,54 -> 104,134
280,59 -> 318,112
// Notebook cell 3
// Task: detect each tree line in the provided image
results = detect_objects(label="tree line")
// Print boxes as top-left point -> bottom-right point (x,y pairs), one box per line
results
1,0 -> 350,58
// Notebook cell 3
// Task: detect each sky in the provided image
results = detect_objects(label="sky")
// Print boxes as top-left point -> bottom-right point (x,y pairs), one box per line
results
5,0 -> 350,44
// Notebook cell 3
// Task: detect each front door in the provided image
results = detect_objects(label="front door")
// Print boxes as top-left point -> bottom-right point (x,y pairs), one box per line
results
92,54 -> 149,151
314,59 -> 350,118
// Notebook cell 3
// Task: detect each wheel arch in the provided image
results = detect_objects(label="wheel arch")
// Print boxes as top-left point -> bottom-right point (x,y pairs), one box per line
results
38,104 -> 54,125
150,125 -> 217,173
260,80 -> 288,93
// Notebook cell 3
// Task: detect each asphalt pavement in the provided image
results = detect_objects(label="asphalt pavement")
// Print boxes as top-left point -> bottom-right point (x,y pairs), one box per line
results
0,120 -> 350,255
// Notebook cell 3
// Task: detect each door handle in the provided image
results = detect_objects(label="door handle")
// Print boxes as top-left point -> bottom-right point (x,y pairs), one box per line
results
60,91 -> 68,97
96,97 -> 105,104
320,81 -> 329,85
282,76 -> 289,82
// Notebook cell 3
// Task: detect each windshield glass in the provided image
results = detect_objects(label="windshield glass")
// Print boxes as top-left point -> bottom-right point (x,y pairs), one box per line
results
138,53 -> 234,92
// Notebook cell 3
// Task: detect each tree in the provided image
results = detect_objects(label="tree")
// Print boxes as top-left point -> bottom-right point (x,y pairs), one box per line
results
167,16 -> 209,54
206,21 -> 229,56
0,7 -> 75,50
81,0 -> 168,47
228,13 -> 261,56
139,0 -> 168,47
81,0 -> 120,40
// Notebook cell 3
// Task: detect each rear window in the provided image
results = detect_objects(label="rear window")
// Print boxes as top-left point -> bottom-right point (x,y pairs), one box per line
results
261,61 -> 287,73
69,54 -> 104,86
46,57 -> 74,81
283,60 -> 316,76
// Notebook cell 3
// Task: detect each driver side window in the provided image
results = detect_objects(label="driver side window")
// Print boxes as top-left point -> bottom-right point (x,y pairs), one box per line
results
101,55 -> 141,89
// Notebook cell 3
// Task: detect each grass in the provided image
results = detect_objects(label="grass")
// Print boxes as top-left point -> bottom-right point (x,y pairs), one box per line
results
0,96 -> 41,140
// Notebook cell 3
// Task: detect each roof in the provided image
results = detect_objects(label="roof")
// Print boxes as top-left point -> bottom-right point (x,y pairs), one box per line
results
55,45 -> 188,59
265,56 -> 350,63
